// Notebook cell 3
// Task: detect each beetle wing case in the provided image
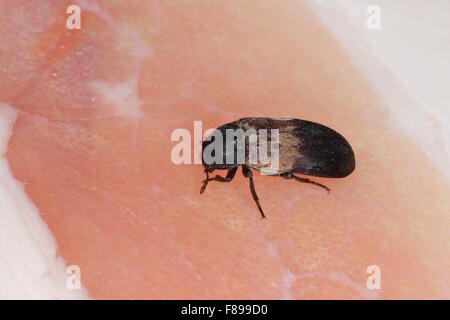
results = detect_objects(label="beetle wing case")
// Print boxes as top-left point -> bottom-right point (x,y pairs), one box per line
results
289,119 -> 355,178
233,118 -> 355,178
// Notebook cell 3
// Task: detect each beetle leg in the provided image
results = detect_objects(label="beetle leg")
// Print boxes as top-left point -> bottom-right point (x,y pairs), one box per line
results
242,166 -> 266,219
200,169 -> 210,194
281,172 -> 331,193
200,166 -> 238,194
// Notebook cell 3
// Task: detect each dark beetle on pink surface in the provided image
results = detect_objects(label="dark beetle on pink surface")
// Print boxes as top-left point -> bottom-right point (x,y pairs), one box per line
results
200,117 -> 355,219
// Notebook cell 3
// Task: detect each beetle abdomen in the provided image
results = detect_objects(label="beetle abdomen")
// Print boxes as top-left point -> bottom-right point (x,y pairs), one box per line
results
236,117 -> 355,178
290,119 -> 355,178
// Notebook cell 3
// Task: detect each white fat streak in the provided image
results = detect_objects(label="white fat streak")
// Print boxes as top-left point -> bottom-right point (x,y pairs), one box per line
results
92,76 -> 144,118
266,242 -> 296,299
76,0 -> 114,24
0,103 -> 89,299
81,0 -> 152,119
307,0 -> 450,181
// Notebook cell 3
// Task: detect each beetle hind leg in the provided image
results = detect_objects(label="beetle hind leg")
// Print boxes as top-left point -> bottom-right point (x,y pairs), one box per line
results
242,166 -> 266,219
281,172 -> 331,193
200,166 -> 238,194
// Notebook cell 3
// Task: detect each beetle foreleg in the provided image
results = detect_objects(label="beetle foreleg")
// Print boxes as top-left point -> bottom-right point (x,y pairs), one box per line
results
242,166 -> 266,219
281,172 -> 331,193
200,166 -> 238,194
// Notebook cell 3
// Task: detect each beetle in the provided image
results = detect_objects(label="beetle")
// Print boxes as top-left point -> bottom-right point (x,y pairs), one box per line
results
200,117 -> 355,219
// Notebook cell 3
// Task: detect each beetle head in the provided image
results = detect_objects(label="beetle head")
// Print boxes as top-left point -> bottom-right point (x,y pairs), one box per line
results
201,123 -> 241,171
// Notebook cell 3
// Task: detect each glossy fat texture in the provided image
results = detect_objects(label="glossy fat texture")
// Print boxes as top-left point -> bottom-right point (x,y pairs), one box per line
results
230,118 -> 355,177
3,0 -> 450,299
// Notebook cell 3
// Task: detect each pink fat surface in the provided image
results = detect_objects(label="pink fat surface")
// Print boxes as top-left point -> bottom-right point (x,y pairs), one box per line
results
1,0 -> 449,298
